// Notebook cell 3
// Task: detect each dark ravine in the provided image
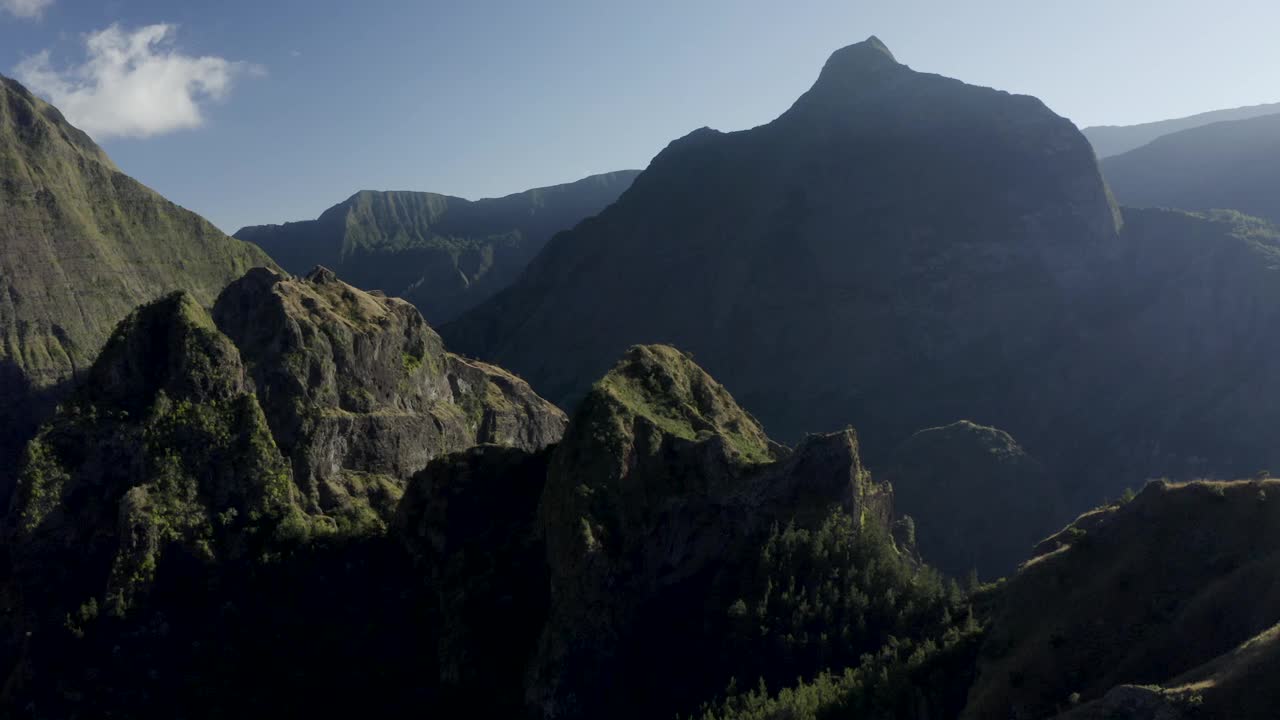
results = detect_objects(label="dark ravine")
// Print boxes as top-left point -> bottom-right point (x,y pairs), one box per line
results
234,170 -> 640,324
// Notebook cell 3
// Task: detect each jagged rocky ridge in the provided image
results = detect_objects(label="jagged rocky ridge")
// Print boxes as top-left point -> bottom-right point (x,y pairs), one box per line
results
2,265 -> 566,716
7,298 -> 1280,718
4,333 -> 935,719
209,265 -> 565,531
234,171 -> 640,324
527,345 -> 894,717
0,73 -> 276,500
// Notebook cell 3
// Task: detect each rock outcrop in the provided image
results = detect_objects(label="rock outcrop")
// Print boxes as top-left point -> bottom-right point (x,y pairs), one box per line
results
234,171 -> 640,324
212,266 -> 566,531
964,479 -> 1280,719
2,266 -> 567,714
0,73 -> 275,499
9,293 -> 304,623
882,420 -> 1066,580
528,345 -> 893,718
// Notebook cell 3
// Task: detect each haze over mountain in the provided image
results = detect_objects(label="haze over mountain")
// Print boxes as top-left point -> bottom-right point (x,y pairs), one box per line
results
1083,101 -> 1280,158
446,37 -> 1118,468
445,38 -> 1280,519
1101,112 -> 1280,225
2,22 -> 1280,717
234,171 -> 639,324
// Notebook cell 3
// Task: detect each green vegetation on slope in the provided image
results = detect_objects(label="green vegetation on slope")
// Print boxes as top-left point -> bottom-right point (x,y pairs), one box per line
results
0,74 -> 274,390
235,170 -> 640,324
964,478 -> 1280,719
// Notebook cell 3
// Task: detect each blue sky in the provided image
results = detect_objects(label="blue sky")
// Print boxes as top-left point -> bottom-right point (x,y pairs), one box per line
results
1,0 -> 1277,233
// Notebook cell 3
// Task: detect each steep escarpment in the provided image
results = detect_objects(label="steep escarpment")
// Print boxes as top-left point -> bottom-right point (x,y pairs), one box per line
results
0,74 -> 273,391
528,345 -> 900,718
395,344 -> 960,720
0,73 -> 274,499
964,479 -> 1280,720
1,266 -> 567,716
444,36 -> 1121,465
235,170 -> 640,324
1083,102 -> 1280,158
1044,209 -> 1280,498
211,266 -> 566,532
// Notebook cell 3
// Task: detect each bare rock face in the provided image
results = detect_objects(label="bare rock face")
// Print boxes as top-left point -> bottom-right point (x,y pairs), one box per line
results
2,268 -> 567,716
528,345 -> 893,718
211,266 -> 566,531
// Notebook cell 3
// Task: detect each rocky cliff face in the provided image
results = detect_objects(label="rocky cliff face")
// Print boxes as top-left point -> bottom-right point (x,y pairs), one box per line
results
235,171 -> 640,324
211,266 -> 566,532
443,36 -> 1121,463
0,74 -> 273,391
2,266 -> 567,714
1039,209 -> 1280,500
964,479 -> 1280,720
882,420 -> 1066,580
528,345 -> 893,718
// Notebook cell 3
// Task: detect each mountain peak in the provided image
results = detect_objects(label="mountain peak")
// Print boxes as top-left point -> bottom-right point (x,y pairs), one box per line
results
811,35 -> 901,88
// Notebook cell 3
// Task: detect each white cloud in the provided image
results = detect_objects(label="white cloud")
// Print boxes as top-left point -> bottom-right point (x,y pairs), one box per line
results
1,0 -> 53,19
14,23 -> 260,139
